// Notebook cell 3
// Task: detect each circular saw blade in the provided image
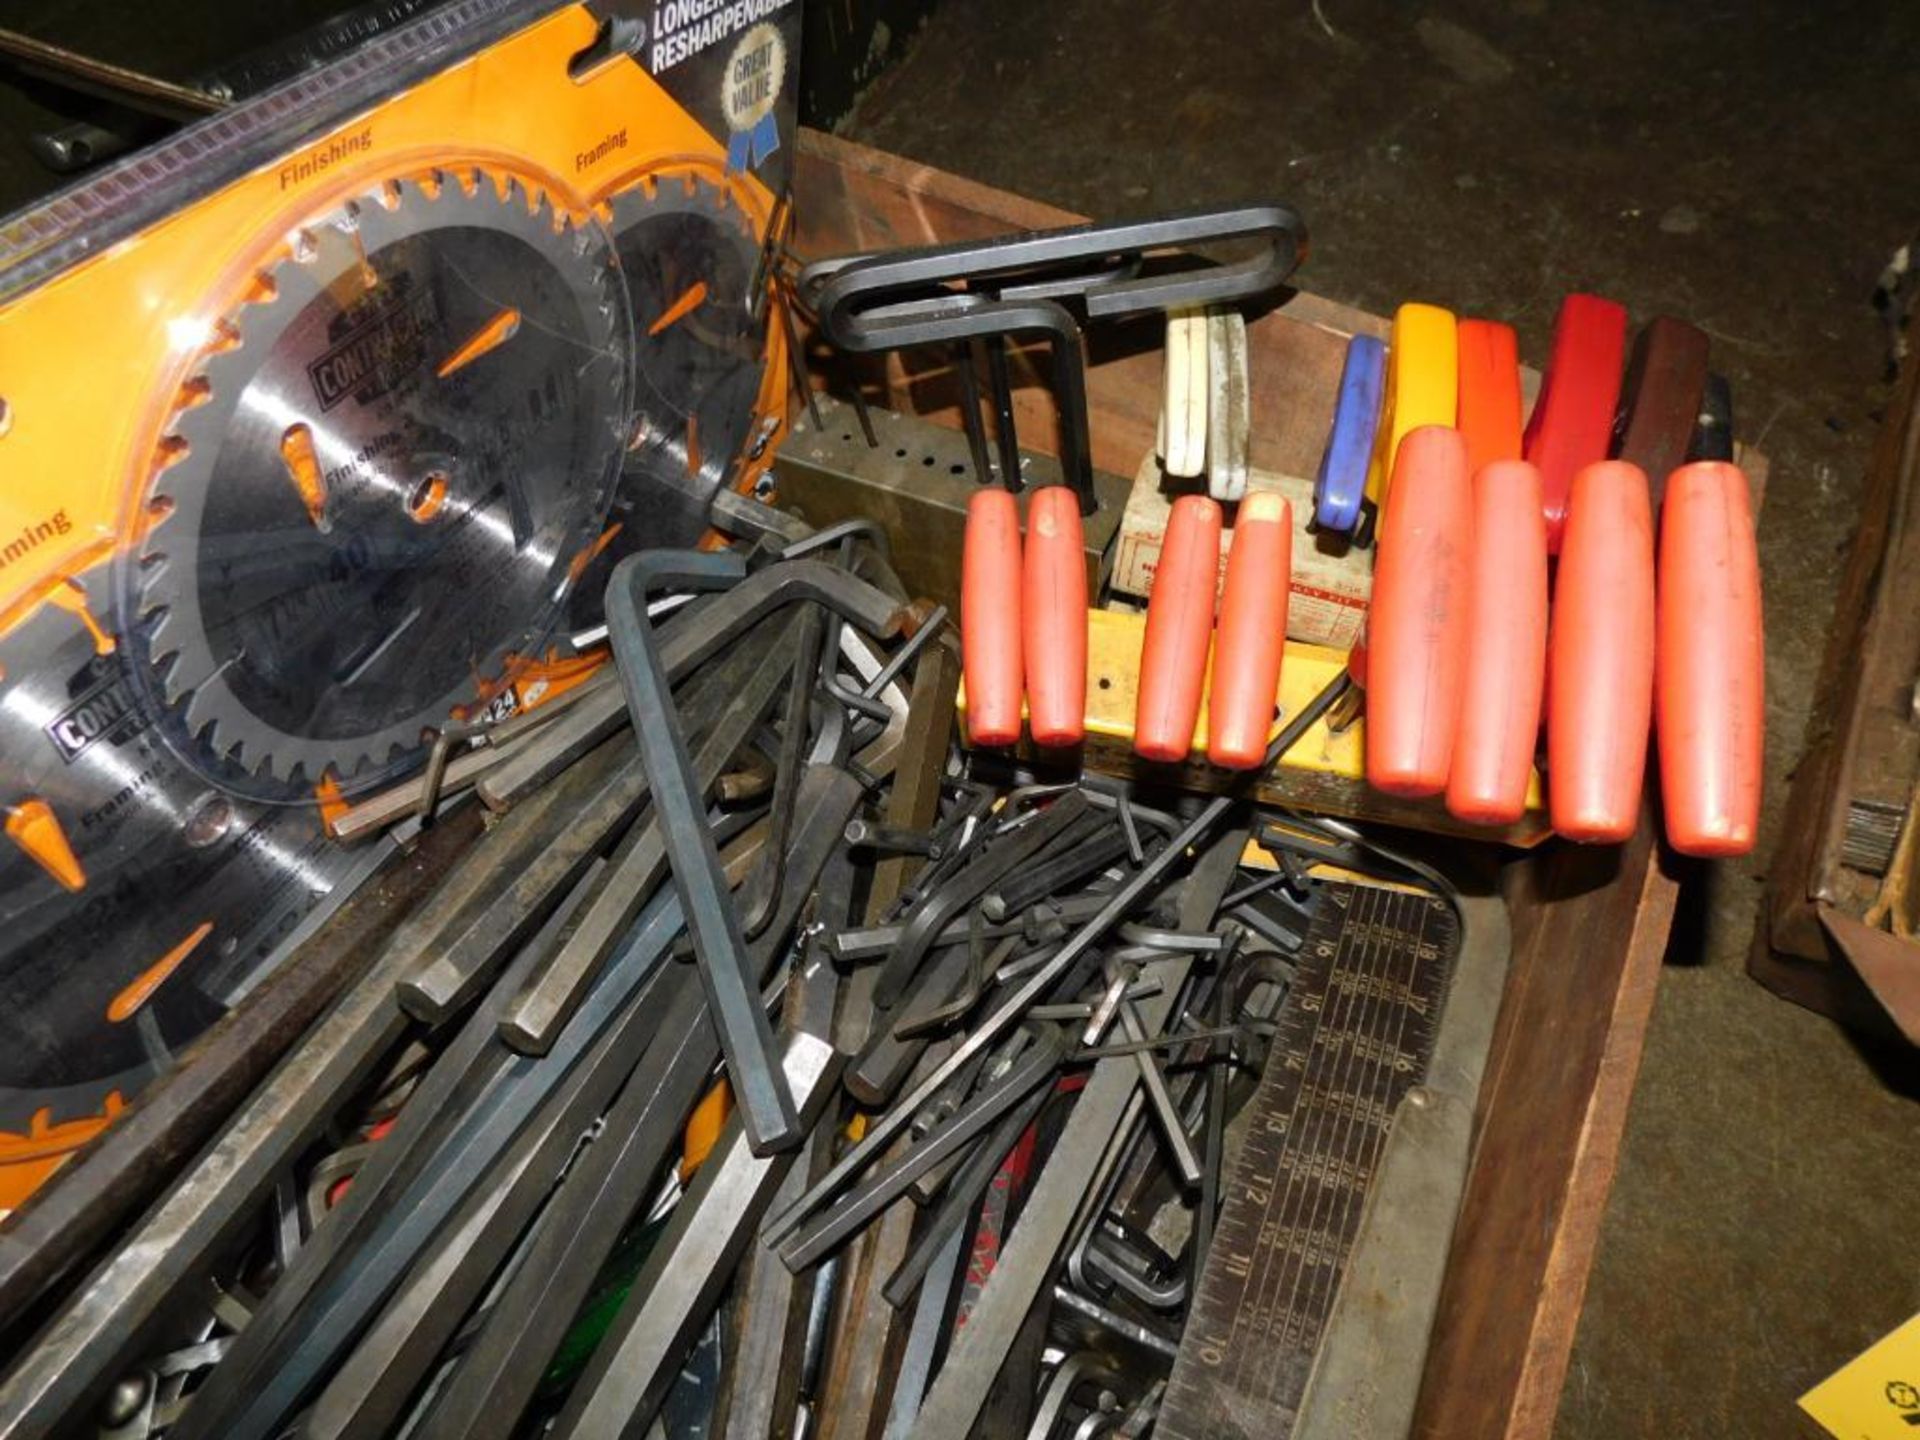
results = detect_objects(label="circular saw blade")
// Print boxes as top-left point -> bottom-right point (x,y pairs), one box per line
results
596,170 -> 773,563
124,169 -> 630,794
0,600 -> 367,1137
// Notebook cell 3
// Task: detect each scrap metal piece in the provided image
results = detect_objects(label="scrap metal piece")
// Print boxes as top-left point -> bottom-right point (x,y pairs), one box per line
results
903,830 -> 1246,1440
606,551 -> 806,1153
549,1031 -> 842,1440
0,756 -> 615,1436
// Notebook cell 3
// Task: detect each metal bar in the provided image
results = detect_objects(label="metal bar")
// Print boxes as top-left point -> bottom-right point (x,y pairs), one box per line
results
716,851 -> 859,1440
0,756 -> 624,1435
500,622 -> 799,1053
396,738 -> 640,1022
883,1077 -> 1051,1309
549,1033 -> 843,1440
985,334 -> 1025,492
903,831 -> 1246,1440
954,340 -> 998,486
605,551 -> 814,1154
0,26 -> 224,117
0,818 -> 438,1329
166,869 -> 675,1440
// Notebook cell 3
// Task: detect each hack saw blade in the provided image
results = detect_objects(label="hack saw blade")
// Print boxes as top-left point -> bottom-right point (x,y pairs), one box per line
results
122,166 -> 630,797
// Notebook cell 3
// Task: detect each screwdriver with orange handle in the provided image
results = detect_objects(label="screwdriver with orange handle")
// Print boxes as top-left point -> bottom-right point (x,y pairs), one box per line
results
1207,492 -> 1292,769
1365,424 -> 1474,797
1455,319 -> 1524,473
1524,293 -> 1628,552
957,343 -> 1027,748
1446,460 -> 1547,825
1023,484 -> 1087,747
1548,460 -> 1656,842
1657,461 -> 1763,857
1134,494 -> 1222,762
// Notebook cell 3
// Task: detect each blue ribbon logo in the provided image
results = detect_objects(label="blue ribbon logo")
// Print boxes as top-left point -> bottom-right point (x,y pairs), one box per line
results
727,113 -> 780,174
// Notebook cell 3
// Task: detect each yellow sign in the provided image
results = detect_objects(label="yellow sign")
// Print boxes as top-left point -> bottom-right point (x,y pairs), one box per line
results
1801,1313 -> 1920,1438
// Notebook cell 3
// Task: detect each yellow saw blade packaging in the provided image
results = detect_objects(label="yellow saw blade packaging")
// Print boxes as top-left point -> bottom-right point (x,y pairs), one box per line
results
0,0 -> 797,1207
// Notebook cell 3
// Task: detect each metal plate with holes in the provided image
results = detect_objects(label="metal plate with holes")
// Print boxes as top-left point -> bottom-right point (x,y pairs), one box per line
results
773,394 -> 1129,613
1158,882 -> 1459,1440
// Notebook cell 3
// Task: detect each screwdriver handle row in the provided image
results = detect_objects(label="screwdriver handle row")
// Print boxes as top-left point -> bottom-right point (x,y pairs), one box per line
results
962,486 -> 1088,748
1134,493 -> 1292,770
1367,431 -> 1762,854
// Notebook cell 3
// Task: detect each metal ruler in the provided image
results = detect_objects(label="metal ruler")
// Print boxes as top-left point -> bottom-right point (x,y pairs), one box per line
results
1158,880 -> 1459,1440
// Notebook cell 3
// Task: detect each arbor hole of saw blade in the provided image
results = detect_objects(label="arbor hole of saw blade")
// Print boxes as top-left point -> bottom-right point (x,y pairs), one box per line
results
183,795 -> 234,848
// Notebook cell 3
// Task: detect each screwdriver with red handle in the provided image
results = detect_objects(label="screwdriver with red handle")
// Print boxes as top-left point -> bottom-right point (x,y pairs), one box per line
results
958,344 -> 1026,747
1525,294 -> 1628,552
1447,459 -> 1547,825
1365,424 -> 1474,797
1208,492 -> 1292,769
1135,494 -> 1222,762
1657,461 -> 1763,856
1455,319 -> 1524,473
1023,484 -> 1087,747
1548,460 -> 1655,842
962,487 -> 1025,746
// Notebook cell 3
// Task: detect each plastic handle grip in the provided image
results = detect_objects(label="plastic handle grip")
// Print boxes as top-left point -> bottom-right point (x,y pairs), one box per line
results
1446,461 -> 1548,824
1022,485 -> 1088,747
1314,334 -> 1386,532
1657,462 -> 1764,857
1208,492 -> 1292,769
1365,425 -> 1473,797
1455,319 -> 1524,475
1364,303 -> 1458,508
1611,316 -> 1709,506
1548,461 -> 1655,842
1524,294 -> 1628,553
1134,494 -> 1222,762
962,487 -> 1024,746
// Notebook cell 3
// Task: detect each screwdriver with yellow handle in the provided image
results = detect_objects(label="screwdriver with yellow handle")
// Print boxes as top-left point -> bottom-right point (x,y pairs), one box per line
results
1363,303 -> 1459,523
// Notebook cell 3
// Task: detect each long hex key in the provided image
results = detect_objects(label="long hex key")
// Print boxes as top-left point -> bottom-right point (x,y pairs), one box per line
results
550,1031 -> 844,1440
777,1029 -> 1068,1272
609,551 -> 841,1152
166,870 -> 679,1440
501,620 -> 800,1053
479,560 -> 913,809
416,770 -> 857,1440
763,671 -> 1352,1247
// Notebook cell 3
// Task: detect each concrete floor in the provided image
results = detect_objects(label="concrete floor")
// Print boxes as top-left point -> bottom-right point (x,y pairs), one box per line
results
840,2 -> 1920,1435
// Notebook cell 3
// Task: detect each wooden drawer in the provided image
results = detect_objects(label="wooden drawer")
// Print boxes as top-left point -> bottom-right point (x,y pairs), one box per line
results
788,128 -> 1679,1440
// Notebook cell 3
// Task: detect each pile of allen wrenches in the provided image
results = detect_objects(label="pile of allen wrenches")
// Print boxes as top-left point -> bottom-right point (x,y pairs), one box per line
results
0,493 -> 1456,1440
